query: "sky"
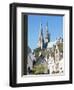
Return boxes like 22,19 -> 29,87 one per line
28,14 -> 63,50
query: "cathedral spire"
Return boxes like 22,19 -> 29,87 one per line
39,23 -> 43,37
45,22 -> 50,44
38,23 -> 44,49
46,22 -> 48,32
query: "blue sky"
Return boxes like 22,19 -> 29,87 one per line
28,14 -> 63,50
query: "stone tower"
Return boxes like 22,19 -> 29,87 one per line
38,23 -> 44,49
54,44 -> 60,72
45,22 -> 50,44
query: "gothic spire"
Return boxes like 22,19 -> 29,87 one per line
45,22 -> 50,43
38,23 -> 44,49
39,23 -> 43,37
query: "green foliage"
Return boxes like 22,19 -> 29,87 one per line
32,64 -> 48,74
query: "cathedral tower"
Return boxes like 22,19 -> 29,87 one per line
38,23 -> 44,49
45,22 -> 50,44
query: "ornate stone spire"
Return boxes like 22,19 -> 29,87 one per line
38,23 -> 44,49
45,22 -> 50,43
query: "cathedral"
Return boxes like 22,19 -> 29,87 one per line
38,22 -> 50,49
27,22 -> 63,75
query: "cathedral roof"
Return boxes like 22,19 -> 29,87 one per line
47,41 -> 56,48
